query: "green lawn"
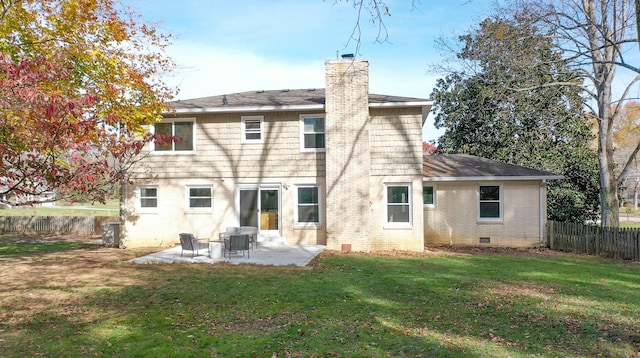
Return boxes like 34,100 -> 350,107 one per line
620,220 -> 640,228
0,240 -> 97,255
1,243 -> 639,357
0,200 -> 119,216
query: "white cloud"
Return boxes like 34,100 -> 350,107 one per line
165,42 -> 325,100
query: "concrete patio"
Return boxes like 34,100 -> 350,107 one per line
126,241 -> 326,267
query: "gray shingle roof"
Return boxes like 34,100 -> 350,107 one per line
423,154 -> 563,181
168,89 -> 430,113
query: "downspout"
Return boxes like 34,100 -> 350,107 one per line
539,180 -> 546,247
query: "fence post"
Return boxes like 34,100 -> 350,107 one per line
595,225 -> 601,256
585,223 -> 589,254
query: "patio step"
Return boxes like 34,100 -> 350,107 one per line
257,236 -> 288,246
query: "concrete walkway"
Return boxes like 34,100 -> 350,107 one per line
125,241 -> 326,267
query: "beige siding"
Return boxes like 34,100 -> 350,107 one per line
131,111 -> 325,180
369,176 -> 424,251
122,178 -> 228,248
126,106 -> 426,250
370,108 -> 424,176
424,181 -> 544,247
122,176 -> 327,248
366,107 -> 425,251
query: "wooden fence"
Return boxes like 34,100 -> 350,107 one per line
0,216 -> 119,236
547,220 -> 640,261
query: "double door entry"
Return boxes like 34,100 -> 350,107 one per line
238,184 -> 280,237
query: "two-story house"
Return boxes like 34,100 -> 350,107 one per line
122,58 -> 431,252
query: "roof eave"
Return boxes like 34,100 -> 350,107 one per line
423,175 -> 565,182
165,104 -> 325,115
368,100 -> 433,108
165,100 -> 434,115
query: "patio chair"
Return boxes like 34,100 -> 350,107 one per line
219,227 -> 240,241
239,226 -> 258,249
179,233 -> 209,258
225,234 -> 250,258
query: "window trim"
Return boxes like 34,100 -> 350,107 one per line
423,185 -> 435,208
478,184 -> 503,221
186,185 -> 213,211
241,116 -> 264,144
294,184 -> 322,227
299,114 -> 326,152
151,118 -> 196,154
138,185 -> 159,211
384,183 -> 413,227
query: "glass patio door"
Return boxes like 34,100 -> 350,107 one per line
238,185 -> 280,236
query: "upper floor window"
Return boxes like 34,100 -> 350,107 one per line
296,185 -> 321,225
187,186 -> 212,209
385,183 -> 412,224
423,185 -> 435,207
479,185 -> 502,220
139,186 -> 158,208
300,115 -> 325,152
242,116 -> 263,143
153,120 -> 194,152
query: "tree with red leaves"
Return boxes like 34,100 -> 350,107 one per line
0,0 -> 174,206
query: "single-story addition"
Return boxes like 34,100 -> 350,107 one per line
122,58 -> 432,251
422,154 -> 563,247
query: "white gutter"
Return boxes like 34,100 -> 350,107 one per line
165,101 -> 434,115
368,101 -> 433,108
166,104 -> 325,115
423,175 -> 564,182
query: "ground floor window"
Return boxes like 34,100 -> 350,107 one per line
479,185 -> 501,219
386,183 -> 412,224
188,186 -> 212,209
296,185 -> 320,224
423,185 -> 435,207
139,186 -> 158,208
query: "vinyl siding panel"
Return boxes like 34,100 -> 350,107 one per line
370,108 -> 423,176
131,111 -> 326,180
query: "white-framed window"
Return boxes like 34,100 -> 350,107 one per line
187,186 -> 213,209
385,183 -> 412,225
242,116 -> 263,143
300,114 -> 325,152
139,186 -> 158,208
295,185 -> 321,225
423,185 -> 435,207
152,119 -> 195,152
478,184 -> 502,220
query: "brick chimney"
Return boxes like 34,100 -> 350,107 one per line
324,57 -> 371,252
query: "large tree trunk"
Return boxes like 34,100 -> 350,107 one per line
584,0 -> 622,227
636,0 -> 640,54
598,114 -> 620,227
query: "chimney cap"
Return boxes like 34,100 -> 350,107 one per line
341,53 -> 355,60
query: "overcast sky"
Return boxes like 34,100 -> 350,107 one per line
126,0 -> 494,141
